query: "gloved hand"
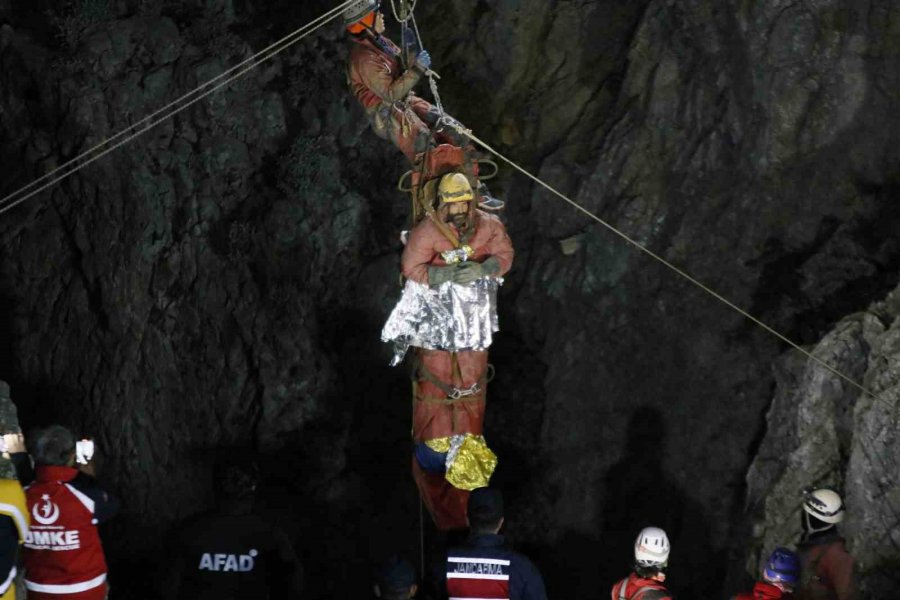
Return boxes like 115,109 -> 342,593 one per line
452,257 -> 501,285
402,27 -> 420,51
415,50 -> 431,72
427,264 -> 456,288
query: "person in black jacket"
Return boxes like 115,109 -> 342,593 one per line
437,487 -> 547,600
170,458 -> 302,599
374,556 -> 417,599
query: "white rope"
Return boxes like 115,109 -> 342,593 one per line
409,12 -> 444,117
443,120 -> 895,410
0,0 -> 356,217
390,0 -> 417,23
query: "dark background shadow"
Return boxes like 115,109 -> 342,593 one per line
600,405 -> 724,598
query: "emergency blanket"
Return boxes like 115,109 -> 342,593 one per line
381,278 -> 501,366
425,434 -> 498,491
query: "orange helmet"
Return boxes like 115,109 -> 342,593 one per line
344,0 -> 379,34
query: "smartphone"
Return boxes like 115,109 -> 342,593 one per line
75,439 -> 95,465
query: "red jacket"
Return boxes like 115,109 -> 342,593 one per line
797,537 -> 856,600
348,35 -> 422,111
402,210 -> 514,285
347,34 -> 440,161
734,581 -> 791,600
23,466 -> 118,600
610,573 -> 672,600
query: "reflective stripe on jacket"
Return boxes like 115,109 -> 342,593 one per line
441,534 -> 547,600
0,478 -> 27,596
23,466 -> 117,598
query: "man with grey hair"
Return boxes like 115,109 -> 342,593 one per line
21,425 -> 119,600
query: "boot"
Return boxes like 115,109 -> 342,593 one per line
477,182 -> 505,211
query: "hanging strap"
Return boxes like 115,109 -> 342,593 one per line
412,353 -> 493,400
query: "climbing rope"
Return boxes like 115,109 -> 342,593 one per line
440,119 -> 896,410
0,0 -> 357,217
389,1 -> 893,413
409,12 -> 446,118
390,0 -> 418,24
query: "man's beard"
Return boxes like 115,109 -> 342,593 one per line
449,213 -> 469,229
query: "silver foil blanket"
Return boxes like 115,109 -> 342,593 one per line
381,278 -> 502,365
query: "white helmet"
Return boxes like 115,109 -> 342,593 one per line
634,526 -> 670,568
343,0 -> 379,25
802,489 -> 844,530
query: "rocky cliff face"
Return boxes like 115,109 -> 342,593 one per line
746,285 -> 900,598
1,0 -> 899,597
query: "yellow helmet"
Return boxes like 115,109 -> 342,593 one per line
437,173 -> 475,204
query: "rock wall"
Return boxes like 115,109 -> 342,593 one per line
746,285 -> 900,598
0,0 -> 899,597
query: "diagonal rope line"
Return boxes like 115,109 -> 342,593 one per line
447,122 -> 895,410
0,0 -> 355,217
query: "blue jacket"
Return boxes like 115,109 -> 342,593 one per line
440,533 -> 547,600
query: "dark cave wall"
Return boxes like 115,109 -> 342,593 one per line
1,0 -> 900,598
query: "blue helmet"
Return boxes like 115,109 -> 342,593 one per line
763,547 -> 801,586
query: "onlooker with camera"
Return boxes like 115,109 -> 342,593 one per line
170,459 -> 303,599
21,425 -> 119,600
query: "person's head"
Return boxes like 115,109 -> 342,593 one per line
214,458 -> 259,507
437,172 -> 475,228
466,486 -> 504,535
633,526 -> 670,581
29,425 -> 76,467
801,488 -> 844,534
374,556 -> 417,600
344,0 -> 385,36
761,547 -> 801,592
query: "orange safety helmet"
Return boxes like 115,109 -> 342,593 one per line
344,0 -> 379,34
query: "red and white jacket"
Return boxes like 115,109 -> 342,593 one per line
611,573 -> 673,600
23,466 -> 119,600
